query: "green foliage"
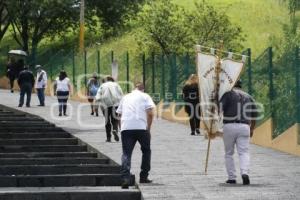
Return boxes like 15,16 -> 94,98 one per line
0,0 -> 9,42
87,0 -> 145,37
6,0 -> 80,61
134,0 -> 244,54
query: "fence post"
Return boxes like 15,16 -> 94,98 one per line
184,53 -> 190,80
97,50 -> 100,75
172,53 -> 177,100
142,53 -> 146,91
84,50 -> 87,88
295,47 -> 300,144
151,52 -> 155,94
72,50 -> 76,89
268,47 -> 275,121
126,51 -> 129,93
161,54 -> 165,100
111,51 -> 114,63
247,48 -> 253,96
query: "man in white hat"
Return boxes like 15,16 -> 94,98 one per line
35,65 -> 47,106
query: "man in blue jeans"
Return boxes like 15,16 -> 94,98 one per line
116,82 -> 155,189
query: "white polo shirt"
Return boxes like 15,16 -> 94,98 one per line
55,77 -> 70,92
116,89 -> 155,131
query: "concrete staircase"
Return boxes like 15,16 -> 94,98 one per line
0,105 -> 142,200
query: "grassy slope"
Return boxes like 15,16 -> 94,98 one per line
98,0 -> 289,57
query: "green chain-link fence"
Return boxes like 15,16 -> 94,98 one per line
0,46 -> 299,141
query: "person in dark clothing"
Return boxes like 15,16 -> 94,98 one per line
6,57 -> 19,93
220,80 -> 258,185
17,66 -> 35,107
182,74 -> 201,135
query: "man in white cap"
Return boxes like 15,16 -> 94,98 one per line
35,65 -> 47,106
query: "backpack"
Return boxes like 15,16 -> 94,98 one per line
89,84 -> 99,96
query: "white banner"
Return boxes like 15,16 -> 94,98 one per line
196,52 -> 244,136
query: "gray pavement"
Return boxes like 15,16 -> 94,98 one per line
1,89 -> 300,200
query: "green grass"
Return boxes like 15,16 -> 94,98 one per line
97,0 -> 290,58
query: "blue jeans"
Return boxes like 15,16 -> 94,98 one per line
121,130 -> 151,181
36,88 -> 45,105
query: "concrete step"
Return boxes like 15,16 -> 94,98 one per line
0,114 -> 25,117
0,152 -> 98,158
0,138 -> 78,145
0,174 -> 135,187
0,158 -> 109,165
0,132 -> 71,139
0,164 -> 121,175
0,187 -> 141,200
0,145 -> 87,153
0,127 -> 65,133
0,117 -> 44,121
0,122 -> 55,127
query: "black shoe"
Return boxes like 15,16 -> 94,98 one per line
140,178 -> 152,184
191,132 -> 195,135
106,138 -> 111,142
113,131 -> 119,142
242,174 -> 250,185
96,112 -> 99,117
196,129 -> 201,135
26,105 -> 30,107
59,113 -> 62,117
91,112 -> 94,115
18,104 -> 22,107
38,104 -> 45,107
63,113 -> 67,116
226,179 -> 237,184
11,90 -> 14,93
121,180 -> 130,189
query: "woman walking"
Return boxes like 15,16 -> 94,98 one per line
182,74 -> 201,135
54,70 -> 71,116
87,73 -> 100,116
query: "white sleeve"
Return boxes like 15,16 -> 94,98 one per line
145,94 -> 155,110
116,98 -> 123,114
95,86 -> 102,101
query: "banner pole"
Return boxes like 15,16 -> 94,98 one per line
204,138 -> 211,174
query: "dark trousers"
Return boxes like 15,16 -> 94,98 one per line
19,84 -> 32,106
36,88 -> 45,105
121,130 -> 151,181
57,91 -> 69,114
185,103 -> 201,132
102,106 -> 118,140
9,75 -> 16,90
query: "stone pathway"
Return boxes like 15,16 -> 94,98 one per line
1,89 -> 300,200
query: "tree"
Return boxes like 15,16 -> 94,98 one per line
6,0 -> 81,64
87,0 -> 145,37
134,0 -> 244,54
0,0 -> 9,42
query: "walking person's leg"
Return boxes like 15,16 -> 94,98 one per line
111,106 -> 119,142
19,86 -> 25,107
236,124 -> 251,185
9,75 -> 15,92
94,100 -> 99,117
121,131 -> 137,188
25,85 -> 32,107
40,88 -> 45,106
185,104 -> 195,135
62,91 -> 69,115
223,124 -> 238,183
103,107 -> 112,141
57,91 -> 63,116
137,130 -> 151,183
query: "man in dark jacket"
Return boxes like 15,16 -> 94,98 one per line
18,66 -> 35,107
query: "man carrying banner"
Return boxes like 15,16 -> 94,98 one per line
219,80 -> 258,185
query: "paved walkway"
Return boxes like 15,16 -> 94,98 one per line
1,89 -> 300,200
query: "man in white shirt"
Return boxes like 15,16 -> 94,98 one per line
116,82 -> 155,189
35,65 -> 47,106
95,76 -> 123,142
